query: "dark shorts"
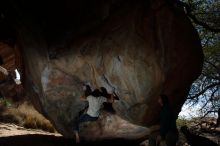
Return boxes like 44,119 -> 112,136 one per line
74,114 -> 98,132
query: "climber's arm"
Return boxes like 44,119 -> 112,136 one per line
80,95 -> 87,101
107,94 -> 114,103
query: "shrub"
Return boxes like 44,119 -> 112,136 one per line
0,101 -> 56,133
177,118 -> 192,127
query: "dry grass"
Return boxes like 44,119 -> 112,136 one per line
0,100 -> 56,133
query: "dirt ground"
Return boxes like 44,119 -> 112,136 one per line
1,122 -> 219,146
0,123 -> 143,146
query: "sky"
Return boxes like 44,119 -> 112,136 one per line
178,101 -> 218,119
178,103 -> 202,119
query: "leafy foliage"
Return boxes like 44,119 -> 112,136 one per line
181,0 -> 220,118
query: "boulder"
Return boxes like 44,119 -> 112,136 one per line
2,0 -> 203,139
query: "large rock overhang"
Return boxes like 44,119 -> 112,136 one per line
0,0 -> 204,139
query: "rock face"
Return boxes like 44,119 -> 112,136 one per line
1,0 -> 203,139
0,42 -> 23,99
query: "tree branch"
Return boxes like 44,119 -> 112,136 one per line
177,1 -> 220,33
198,88 -> 218,112
205,60 -> 220,72
188,82 -> 220,99
200,110 -> 217,119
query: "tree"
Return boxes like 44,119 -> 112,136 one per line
188,40 -> 220,117
180,0 -> 220,119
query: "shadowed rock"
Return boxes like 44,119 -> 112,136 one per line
0,42 -> 23,100
0,134 -> 144,146
180,126 -> 218,146
0,0 -> 203,139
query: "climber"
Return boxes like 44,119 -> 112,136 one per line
100,86 -> 119,114
74,86 -> 116,143
156,94 -> 178,146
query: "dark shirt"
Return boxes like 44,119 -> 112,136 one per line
160,104 -> 177,139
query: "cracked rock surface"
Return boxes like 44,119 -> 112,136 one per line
1,0 -> 204,139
